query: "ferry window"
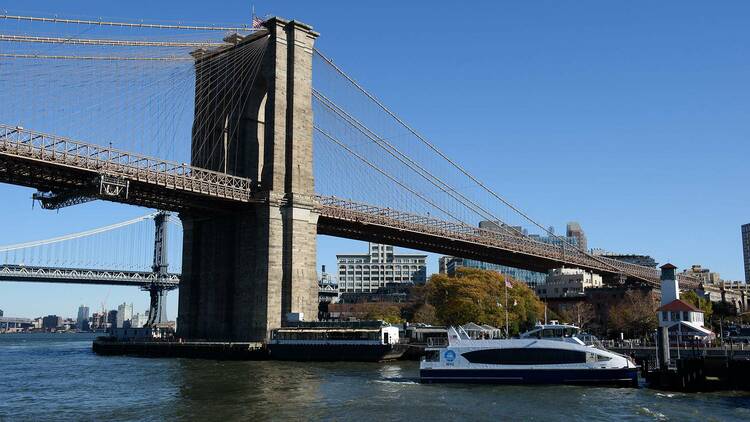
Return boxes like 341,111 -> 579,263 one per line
425,350 -> 440,362
596,354 -> 611,362
682,311 -> 689,321
462,348 -> 586,365
662,311 -> 668,321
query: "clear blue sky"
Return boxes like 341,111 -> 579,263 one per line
1,1 -> 749,318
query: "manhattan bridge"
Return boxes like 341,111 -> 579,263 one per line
0,14 -> 699,341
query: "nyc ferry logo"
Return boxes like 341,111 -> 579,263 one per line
444,350 -> 456,363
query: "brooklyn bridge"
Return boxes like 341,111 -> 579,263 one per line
0,14 -> 699,341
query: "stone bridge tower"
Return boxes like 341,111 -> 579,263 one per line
177,18 -> 319,341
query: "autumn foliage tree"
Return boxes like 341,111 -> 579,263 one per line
608,290 -> 658,339
681,290 -> 713,320
360,303 -> 403,324
425,268 -> 545,335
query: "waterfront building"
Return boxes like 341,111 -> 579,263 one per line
478,220 -> 527,236
90,312 -> 106,330
130,312 -> 148,328
566,222 -> 587,251
591,251 -> 658,268
743,223 -> 750,283
42,315 -> 62,330
682,264 -> 721,285
116,303 -> 133,329
318,265 -> 339,303
438,256 -> 450,275
76,305 -> 90,330
536,268 -> 603,299
447,220 -> 586,288
107,310 -> 118,329
336,243 -> 427,293
441,256 -> 547,288
0,317 -> 33,333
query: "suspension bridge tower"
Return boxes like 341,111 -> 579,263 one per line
177,17 -> 320,342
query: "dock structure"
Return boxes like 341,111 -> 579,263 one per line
93,337 -> 267,360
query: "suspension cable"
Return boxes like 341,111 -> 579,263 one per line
314,48 -> 631,277
0,14 -> 253,32
0,213 -> 157,252
0,53 -> 193,61
314,125 -> 467,225
0,34 -> 225,48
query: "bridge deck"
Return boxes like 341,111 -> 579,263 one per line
0,125 -> 257,211
0,125 -> 699,289
0,264 -> 180,288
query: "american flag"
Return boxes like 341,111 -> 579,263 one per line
505,279 -> 513,289
252,15 -> 265,29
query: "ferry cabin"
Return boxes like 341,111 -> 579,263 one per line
271,325 -> 400,345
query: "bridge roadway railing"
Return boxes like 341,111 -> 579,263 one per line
315,196 -> 699,288
0,264 -> 180,287
0,123 -> 699,288
0,125 -> 254,202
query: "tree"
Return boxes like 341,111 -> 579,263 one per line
361,303 -> 403,324
425,268 -> 545,335
608,290 -> 658,339
411,304 -> 438,325
681,290 -> 713,320
558,302 -> 596,330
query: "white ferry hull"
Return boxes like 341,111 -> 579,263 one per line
420,367 -> 638,386
420,325 -> 639,387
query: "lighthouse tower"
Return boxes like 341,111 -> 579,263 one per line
660,263 -> 679,306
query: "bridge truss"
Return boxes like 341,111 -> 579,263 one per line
0,264 -> 179,287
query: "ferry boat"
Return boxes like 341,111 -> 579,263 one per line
420,322 -> 638,386
267,321 -> 407,362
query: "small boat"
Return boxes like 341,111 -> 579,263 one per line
267,321 -> 407,362
420,322 -> 638,386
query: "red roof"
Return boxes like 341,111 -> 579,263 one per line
657,299 -> 701,313
660,263 -> 677,270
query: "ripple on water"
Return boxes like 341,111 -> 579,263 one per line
1,334 -> 749,421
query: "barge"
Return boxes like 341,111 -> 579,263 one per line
267,321 -> 407,362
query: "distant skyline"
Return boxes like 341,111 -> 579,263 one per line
1,1 -> 749,318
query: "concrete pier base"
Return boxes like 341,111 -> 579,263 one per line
93,337 -> 267,360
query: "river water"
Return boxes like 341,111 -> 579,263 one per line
1,334 -> 748,421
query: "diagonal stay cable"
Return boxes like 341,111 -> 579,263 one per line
314,125 -> 469,226
313,89 -> 519,235
313,48 -> 633,278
